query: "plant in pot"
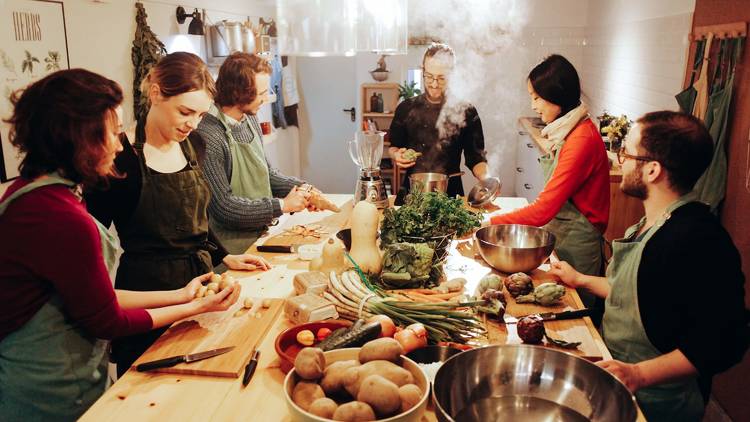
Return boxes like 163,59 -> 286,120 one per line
398,81 -> 422,101
602,114 -> 632,152
369,55 -> 389,82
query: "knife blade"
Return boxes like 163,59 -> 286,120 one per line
135,346 -> 235,372
256,244 -> 300,253
242,349 -> 260,387
504,308 -> 592,324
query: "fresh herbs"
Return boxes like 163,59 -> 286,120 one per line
132,2 -> 166,123
380,190 -> 482,245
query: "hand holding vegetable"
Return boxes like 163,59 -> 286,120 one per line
547,261 -> 583,288
195,282 -> 241,313
391,147 -> 417,169
282,186 -> 311,213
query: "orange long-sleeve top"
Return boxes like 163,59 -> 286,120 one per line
491,119 -> 610,233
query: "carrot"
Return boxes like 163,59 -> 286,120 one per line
427,291 -> 463,300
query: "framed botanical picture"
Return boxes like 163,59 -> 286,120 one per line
0,0 -> 69,182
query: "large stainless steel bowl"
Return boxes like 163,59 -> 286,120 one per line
433,345 -> 638,422
474,224 -> 555,273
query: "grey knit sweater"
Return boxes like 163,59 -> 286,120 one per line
193,112 -> 304,230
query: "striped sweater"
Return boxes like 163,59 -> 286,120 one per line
192,112 -> 304,230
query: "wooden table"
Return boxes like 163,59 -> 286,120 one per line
81,195 -> 620,422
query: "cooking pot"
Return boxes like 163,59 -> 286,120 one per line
409,172 -> 464,193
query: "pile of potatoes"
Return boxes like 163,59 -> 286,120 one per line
292,337 -> 424,421
195,272 -> 236,298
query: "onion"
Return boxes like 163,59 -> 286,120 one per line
394,329 -> 423,353
367,315 -> 397,338
406,323 -> 427,339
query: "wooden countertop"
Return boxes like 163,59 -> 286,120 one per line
80,195 -> 639,422
518,117 -> 623,178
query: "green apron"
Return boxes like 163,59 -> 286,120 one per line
208,105 -> 272,254
692,38 -> 744,214
0,174 -> 118,421
675,38 -> 706,114
602,197 -> 704,422
111,120 -> 213,375
540,133 -> 605,278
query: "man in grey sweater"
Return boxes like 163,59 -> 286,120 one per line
191,52 -> 315,254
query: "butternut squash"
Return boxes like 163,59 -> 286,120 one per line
349,201 -> 382,274
309,237 -> 348,274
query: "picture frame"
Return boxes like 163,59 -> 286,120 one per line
0,0 -> 70,182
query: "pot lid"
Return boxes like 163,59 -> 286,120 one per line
468,177 -> 501,207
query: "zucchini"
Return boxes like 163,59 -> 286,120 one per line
318,327 -> 349,350
321,321 -> 382,351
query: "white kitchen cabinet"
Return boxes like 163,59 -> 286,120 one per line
514,128 -> 545,202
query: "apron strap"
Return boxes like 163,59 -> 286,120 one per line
0,173 -> 76,215
133,118 -> 151,180
687,38 -> 706,87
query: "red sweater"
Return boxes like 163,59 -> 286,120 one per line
491,119 -> 610,232
0,179 -> 152,341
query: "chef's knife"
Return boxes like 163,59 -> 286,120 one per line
256,244 -> 300,253
135,346 -> 235,372
242,349 -> 260,387
504,308 -> 592,324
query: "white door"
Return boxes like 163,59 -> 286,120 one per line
296,57 -> 358,194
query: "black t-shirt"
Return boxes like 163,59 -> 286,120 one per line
389,94 -> 486,196
635,202 -> 748,399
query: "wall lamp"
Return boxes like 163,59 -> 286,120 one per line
176,6 -> 204,36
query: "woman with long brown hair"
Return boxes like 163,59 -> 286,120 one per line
0,69 -> 241,421
84,52 -> 270,376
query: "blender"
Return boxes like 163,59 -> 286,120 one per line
348,130 -> 388,208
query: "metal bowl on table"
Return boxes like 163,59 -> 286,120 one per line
474,224 -> 555,273
433,345 -> 638,422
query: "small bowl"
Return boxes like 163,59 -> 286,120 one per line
274,320 -> 352,373
370,70 -> 389,82
284,348 -> 429,422
406,345 -> 463,364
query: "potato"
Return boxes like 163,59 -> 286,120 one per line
342,360 -> 414,397
359,338 -> 403,364
398,384 -> 422,413
205,289 -> 216,296
357,374 -> 401,417
320,360 -> 359,396
308,397 -> 338,419
294,347 -> 326,380
332,401 -> 376,421
261,298 -> 272,309
243,297 -> 254,309
292,380 -> 325,412
210,273 -> 222,284
206,282 -> 219,293
195,285 -> 208,298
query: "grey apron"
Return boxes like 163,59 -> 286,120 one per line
0,174 -> 118,421
112,120 -> 213,375
209,106 -> 270,254
602,197 -> 704,421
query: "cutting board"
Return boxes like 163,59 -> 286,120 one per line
258,200 -> 353,248
447,240 -> 605,361
132,299 -> 284,378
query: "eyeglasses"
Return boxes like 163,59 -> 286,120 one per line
617,146 -> 655,165
423,71 -> 447,86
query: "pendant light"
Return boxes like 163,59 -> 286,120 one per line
277,0 -> 408,57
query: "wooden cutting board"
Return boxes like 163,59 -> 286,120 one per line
447,240 -> 605,361
259,200 -> 353,248
132,299 -> 284,378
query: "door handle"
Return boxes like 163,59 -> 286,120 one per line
524,183 -> 532,190
343,107 -> 356,122
516,167 -> 524,173
526,143 -> 535,148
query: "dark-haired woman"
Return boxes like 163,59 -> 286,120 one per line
491,54 -> 610,284
0,69 -> 241,421
84,52 -> 269,376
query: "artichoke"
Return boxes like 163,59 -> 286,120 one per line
402,148 -> 422,161
480,288 -> 507,306
478,273 -> 503,295
504,272 -> 533,298
517,315 -> 544,344
476,297 -> 506,319
515,282 -> 565,306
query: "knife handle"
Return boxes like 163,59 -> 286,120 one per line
242,359 -> 259,386
135,355 -> 184,372
257,245 -> 292,253
555,308 -> 593,321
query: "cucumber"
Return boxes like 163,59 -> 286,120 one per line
321,321 -> 382,351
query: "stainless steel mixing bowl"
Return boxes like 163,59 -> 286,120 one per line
433,345 -> 638,422
474,224 -> 555,273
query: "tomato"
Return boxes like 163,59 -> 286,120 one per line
367,315 -> 397,338
316,327 -> 333,342
296,330 -> 315,346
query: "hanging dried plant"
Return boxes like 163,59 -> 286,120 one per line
132,2 -> 165,123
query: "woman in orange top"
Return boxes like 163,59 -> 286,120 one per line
491,55 -> 610,278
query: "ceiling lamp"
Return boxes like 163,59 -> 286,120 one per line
277,0 -> 407,57
176,6 -> 205,36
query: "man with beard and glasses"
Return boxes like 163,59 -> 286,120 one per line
388,43 -> 488,200
549,111 -> 748,422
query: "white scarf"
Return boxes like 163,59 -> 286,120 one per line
540,103 -> 590,151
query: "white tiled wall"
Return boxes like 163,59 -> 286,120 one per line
580,12 -> 694,120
